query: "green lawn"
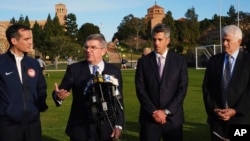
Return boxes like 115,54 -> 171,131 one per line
41,68 -> 209,141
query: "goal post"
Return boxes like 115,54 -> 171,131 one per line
195,44 -> 222,69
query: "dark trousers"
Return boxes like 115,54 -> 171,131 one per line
209,122 -> 229,141
0,120 -> 42,141
69,121 -> 114,141
139,122 -> 183,141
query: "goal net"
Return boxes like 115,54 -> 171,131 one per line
195,44 -> 222,69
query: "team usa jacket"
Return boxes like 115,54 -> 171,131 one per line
0,49 -> 48,124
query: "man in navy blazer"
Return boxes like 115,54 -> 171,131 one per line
52,34 -> 124,141
135,23 -> 188,141
203,25 -> 250,140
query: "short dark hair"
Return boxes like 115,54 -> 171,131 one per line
5,24 -> 31,47
151,23 -> 171,38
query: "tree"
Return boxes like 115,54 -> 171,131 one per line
42,14 -> 55,56
42,14 -> 65,58
162,11 -> 176,45
48,35 -> 81,69
138,18 -> 150,40
184,7 -> 200,44
17,15 -> 25,25
175,20 -> 189,43
226,5 -> 237,25
199,18 -> 214,44
115,14 -> 138,41
77,23 -> 100,45
9,17 -> 16,24
32,21 -> 44,54
52,15 -> 64,36
64,13 -> 78,40
43,14 -> 54,38
239,12 -> 250,30
114,14 -> 146,49
23,16 -> 31,27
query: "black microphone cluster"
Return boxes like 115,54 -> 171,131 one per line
89,71 -> 123,121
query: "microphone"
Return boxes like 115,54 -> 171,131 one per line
94,71 -> 103,83
103,74 -> 123,110
103,74 -> 119,86
94,71 -> 108,111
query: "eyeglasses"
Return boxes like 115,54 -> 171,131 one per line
83,46 -> 104,50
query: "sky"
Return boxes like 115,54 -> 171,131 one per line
0,0 -> 249,41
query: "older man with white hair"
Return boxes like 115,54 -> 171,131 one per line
203,25 -> 250,140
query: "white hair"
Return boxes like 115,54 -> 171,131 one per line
222,25 -> 242,40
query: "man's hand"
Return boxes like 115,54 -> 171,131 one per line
214,108 -> 236,121
111,127 -> 122,140
54,83 -> 70,100
152,110 -> 167,124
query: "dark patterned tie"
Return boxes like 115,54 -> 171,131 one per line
223,55 -> 232,108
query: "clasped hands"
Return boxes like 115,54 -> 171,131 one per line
152,110 -> 167,124
214,108 -> 236,121
54,83 -> 70,100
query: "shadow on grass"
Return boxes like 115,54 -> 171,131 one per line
183,122 -> 211,141
42,135 -> 60,141
41,122 -> 210,141
122,121 -> 211,141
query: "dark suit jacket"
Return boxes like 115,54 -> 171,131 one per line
203,51 -> 250,125
135,51 -> 188,127
52,60 -> 124,137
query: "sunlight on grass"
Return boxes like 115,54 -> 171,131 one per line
41,68 -> 210,141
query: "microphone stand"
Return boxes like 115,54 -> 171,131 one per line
111,85 -> 123,111
94,72 -> 115,140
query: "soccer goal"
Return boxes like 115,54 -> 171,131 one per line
195,44 -> 222,69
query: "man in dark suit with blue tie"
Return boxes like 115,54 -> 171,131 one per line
203,25 -> 250,140
135,23 -> 188,141
52,34 -> 124,141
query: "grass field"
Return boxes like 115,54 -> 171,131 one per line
41,68 -> 210,141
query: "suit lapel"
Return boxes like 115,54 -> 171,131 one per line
149,53 -> 161,82
230,52 -> 243,84
228,52 -> 244,105
79,61 -> 92,81
217,53 -> 225,85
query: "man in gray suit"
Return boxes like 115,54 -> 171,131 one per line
203,25 -> 250,140
135,23 -> 188,141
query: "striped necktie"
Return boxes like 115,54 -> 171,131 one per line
157,56 -> 164,78
93,65 -> 98,75
223,56 -> 232,89
223,55 -> 232,108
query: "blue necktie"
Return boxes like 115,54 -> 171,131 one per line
84,65 -> 98,95
223,56 -> 232,89
93,65 -> 98,75
223,55 -> 232,108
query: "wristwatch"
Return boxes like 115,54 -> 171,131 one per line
115,125 -> 123,130
164,109 -> 171,115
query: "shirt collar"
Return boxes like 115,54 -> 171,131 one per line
89,60 -> 105,74
155,49 -> 168,58
10,49 -> 24,60
225,49 -> 239,60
